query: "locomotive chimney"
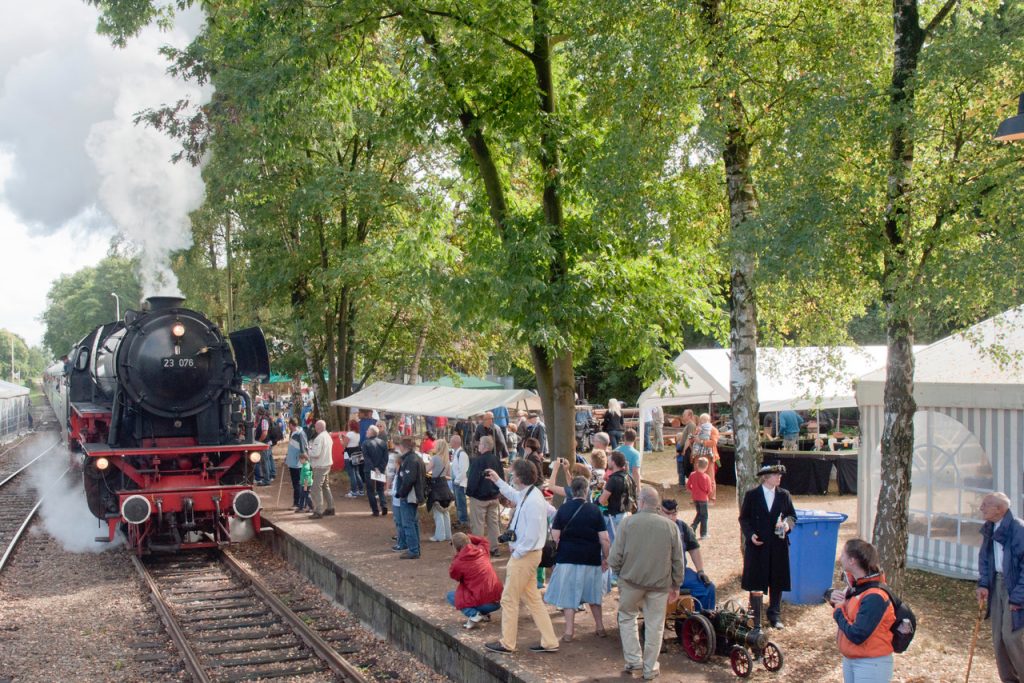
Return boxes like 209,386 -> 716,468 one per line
144,296 -> 186,311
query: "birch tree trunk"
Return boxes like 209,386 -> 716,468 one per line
871,0 -> 927,596
699,0 -> 763,514
724,111 -> 763,512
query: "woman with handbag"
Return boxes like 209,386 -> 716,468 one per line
428,439 -> 454,542
343,419 -> 365,497
544,476 -> 611,642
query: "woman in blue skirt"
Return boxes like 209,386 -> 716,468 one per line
544,476 -> 611,641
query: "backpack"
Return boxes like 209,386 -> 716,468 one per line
852,581 -> 917,653
266,420 -> 283,444
611,471 -> 638,514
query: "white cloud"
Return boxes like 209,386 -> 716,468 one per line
0,0 -> 209,341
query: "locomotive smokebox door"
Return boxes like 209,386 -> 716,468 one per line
228,327 -> 270,380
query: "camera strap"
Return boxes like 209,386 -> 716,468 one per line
508,485 -> 538,535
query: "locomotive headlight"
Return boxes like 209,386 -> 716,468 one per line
249,451 -> 263,463
95,457 -> 109,471
171,321 -> 186,338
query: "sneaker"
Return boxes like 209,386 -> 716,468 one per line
399,551 -> 420,560
346,492 -> 358,498
468,613 -> 484,623
372,511 -> 381,517
484,641 -> 514,654
624,663 -> 643,677
699,534 -> 709,540
381,508 -> 388,516
769,619 -> 785,630
391,545 -> 406,552
323,509 -> 336,516
310,512 -> 323,519
463,618 -> 478,630
528,643 -> 559,653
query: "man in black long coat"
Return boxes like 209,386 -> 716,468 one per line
739,463 -> 796,629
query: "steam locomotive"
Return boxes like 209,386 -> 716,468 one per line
46,296 -> 271,554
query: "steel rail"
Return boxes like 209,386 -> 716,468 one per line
131,553 -> 214,683
0,441 -> 59,488
219,549 -> 370,683
0,446 -> 67,574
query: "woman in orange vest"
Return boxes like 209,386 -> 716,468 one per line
828,538 -> 896,682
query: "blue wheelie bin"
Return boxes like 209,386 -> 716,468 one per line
782,509 -> 849,604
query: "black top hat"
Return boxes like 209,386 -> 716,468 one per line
757,463 -> 787,477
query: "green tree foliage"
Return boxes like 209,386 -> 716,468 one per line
41,255 -> 142,356
0,330 -> 49,383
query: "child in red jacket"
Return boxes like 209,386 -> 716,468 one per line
447,533 -> 503,629
686,457 -> 712,539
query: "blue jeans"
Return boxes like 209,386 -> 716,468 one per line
841,655 -> 893,682
446,590 -> 500,618
609,430 -> 623,448
261,446 -> 275,481
453,483 -> 469,525
393,498 -> 404,547
345,460 -> 364,493
398,500 -> 421,556
681,567 -> 716,610
605,512 -> 626,580
643,421 -> 653,451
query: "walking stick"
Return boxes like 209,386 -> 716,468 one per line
965,600 -> 985,683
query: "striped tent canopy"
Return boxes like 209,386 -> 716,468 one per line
856,306 -> 1024,580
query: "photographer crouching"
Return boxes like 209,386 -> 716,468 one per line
482,459 -> 561,655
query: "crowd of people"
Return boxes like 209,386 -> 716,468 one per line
257,405 -> 1023,683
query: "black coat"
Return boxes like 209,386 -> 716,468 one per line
360,436 -> 389,472
396,451 -> 426,504
739,485 -> 796,592
466,450 -> 504,501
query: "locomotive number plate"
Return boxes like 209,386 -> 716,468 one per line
162,357 -> 196,368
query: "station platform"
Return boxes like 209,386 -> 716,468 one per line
258,475 -> 731,683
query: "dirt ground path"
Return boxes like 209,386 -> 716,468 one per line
263,446 -> 997,682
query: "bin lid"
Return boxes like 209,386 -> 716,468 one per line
794,509 -> 849,524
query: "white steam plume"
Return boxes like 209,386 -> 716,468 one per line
24,433 -> 121,554
0,1 -> 209,298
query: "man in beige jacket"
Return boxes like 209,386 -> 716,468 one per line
609,484 -> 684,680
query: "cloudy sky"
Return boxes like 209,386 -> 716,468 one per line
0,0 -> 207,349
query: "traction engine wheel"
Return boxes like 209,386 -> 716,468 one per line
680,614 -> 716,663
761,641 -> 784,672
730,645 -> 753,678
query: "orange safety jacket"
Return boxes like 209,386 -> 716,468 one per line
834,573 -> 896,659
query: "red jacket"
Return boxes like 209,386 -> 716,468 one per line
449,535 -> 503,609
687,471 -> 712,502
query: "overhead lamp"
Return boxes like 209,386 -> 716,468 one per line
994,93 -> 1024,142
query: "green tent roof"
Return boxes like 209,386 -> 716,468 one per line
420,373 -> 504,390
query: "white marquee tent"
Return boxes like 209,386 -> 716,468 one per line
638,346 -> 891,412
856,306 -> 1024,579
331,381 -> 539,419
635,345 -> 892,454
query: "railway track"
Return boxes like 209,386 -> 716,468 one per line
133,549 -> 371,683
0,438 -> 65,572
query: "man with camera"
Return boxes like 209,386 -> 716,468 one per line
482,460 -> 560,655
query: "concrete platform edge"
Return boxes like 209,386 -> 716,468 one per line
258,520 -> 535,683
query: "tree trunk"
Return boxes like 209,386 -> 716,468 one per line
872,0 -> 926,596
530,344 -> 556,451
724,115 -> 763,512
408,324 -> 429,384
530,0 -> 575,459
873,316 -> 916,594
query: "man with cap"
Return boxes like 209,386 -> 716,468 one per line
738,463 -> 796,628
661,499 -> 716,610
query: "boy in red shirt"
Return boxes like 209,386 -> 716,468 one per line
686,456 -> 712,539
